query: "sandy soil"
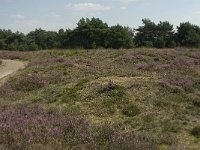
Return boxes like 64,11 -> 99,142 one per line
0,59 -> 26,82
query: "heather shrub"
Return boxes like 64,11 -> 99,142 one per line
29,56 -> 66,66
49,50 -> 84,57
0,52 -> 22,60
12,73 -> 48,91
135,63 -> 152,70
0,51 -> 34,60
159,77 -> 194,94
171,56 -> 195,69
0,104 -> 92,150
0,104 -> 156,150
93,124 -> 156,150
159,80 -> 184,93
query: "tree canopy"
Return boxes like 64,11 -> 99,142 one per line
0,17 -> 200,51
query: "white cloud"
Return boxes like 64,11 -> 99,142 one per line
119,0 -> 142,4
193,11 -> 200,15
11,14 -> 25,19
66,3 -> 111,12
121,6 -> 127,10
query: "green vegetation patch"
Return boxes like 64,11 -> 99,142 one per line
191,127 -> 200,138
49,50 -> 84,57
1,49 -> 200,149
122,104 -> 140,117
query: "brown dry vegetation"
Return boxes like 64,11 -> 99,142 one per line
0,48 -> 200,149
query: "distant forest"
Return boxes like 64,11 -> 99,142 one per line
1,18 -> 200,50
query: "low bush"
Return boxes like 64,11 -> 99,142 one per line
100,83 -> 127,107
12,73 -> 48,91
191,127 -> 200,138
193,99 -> 200,107
122,104 -> 140,117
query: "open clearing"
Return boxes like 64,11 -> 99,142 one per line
0,59 -> 26,83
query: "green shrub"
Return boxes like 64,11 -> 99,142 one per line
100,85 -> 126,106
98,82 -> 129,115
194,101 -> 200,107
122,104 -> 140,117
61,79 -> 89,103
191,127 -> 200,138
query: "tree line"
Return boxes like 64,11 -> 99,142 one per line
0,18 -> 200,51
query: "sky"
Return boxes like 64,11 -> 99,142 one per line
0,0 -> 200,33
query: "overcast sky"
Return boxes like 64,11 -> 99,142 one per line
0,0 -> 200,33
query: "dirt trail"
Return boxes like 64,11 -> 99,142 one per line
0,59 -> 26,83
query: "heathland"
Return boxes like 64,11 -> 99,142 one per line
0,48 -> 200,150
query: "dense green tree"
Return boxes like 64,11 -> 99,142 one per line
134,19 -> 175,48
1,18 -> 200,50
45,31 -> 59,49
134,19 -> 157,47
156,21 -> 175,48
27,29 -> 48,49
105,25 -> 134,49
5,32 -> 28,51
27,29 -> 59,49
176,22 -> 200,47
72,18 -> 109,49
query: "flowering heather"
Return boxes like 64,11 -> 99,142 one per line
0,104 -> 93,150
170,56 -> 195,69
159,79 -> 185,93
0,104 -> 156,150
0,51 -> 34,61
29,56 -> 66,66
0,49 -> 200,149
0,73 -> 49,101
12,73 -> 49,91
135,63 -> 153,70
158,76 -> 194,94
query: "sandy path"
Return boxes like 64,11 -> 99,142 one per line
0,59 -> 26,82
